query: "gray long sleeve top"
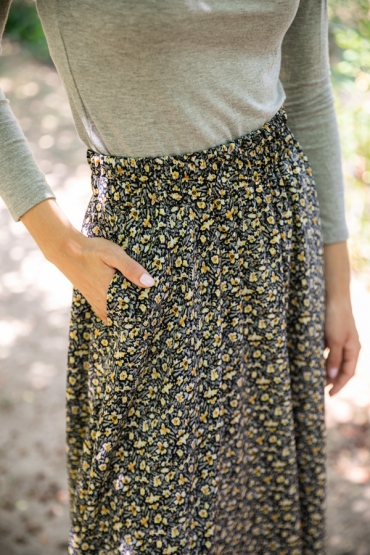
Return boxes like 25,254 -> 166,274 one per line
0,0 -> 349,244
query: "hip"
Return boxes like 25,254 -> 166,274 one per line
81,105 -> 324,325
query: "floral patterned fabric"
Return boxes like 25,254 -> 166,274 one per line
66,106 -> 326,555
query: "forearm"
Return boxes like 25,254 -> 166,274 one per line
279,0 -> 349,246
323,241 -> 351,304
0,90 -> 56,221
285,96 -> 349,245
19,198 -> 85,266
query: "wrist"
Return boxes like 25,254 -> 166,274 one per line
45,224 -> 87,265
323,241 -> 351,303
324,276 -> 351,303
20,198 -> 86,263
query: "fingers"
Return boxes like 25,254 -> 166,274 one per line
325,342 -> 342,387
103,242 -> 155,289
95,267 -> 117,324
91,299 -> 109,325
326,338 -> 361,397
63,236 -> 157,326
98,240 -> 156,324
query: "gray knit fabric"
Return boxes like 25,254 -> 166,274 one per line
0,0 -> 349,244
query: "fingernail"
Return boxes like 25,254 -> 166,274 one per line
328,367 -> 338,379
139,273 -> 155,287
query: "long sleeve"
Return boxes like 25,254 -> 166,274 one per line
0,0 -> 55,221
279,0 -> 349,244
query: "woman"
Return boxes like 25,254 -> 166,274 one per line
0,1 -> 361,554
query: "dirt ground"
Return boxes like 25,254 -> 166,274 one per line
0,44 -> 370,555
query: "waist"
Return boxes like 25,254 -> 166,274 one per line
86,105 -> 290,200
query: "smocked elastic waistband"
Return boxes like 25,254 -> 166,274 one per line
87,105 -> 289,171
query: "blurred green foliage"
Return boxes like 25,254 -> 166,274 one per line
2,0 -> 370,275
328,0 -> 370,274
329,0 -> 370,83
4,0 -> 51,63
3,0 -> 370,91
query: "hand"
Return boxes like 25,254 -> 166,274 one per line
55,233 -> 155,323
323,240 -> 361,396
324,298 -> 361,396
20,199 -> 155,323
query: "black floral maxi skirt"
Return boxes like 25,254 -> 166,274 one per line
66,106 -> 326,555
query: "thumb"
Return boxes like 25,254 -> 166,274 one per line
105,243 -> 155,288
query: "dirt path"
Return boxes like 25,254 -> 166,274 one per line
0,45 -> 369,555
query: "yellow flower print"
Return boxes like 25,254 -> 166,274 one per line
67,118 -> 326,552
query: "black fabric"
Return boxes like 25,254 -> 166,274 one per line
66,107 -> 326,555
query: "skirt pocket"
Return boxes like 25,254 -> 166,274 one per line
105,268 -> 156,339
